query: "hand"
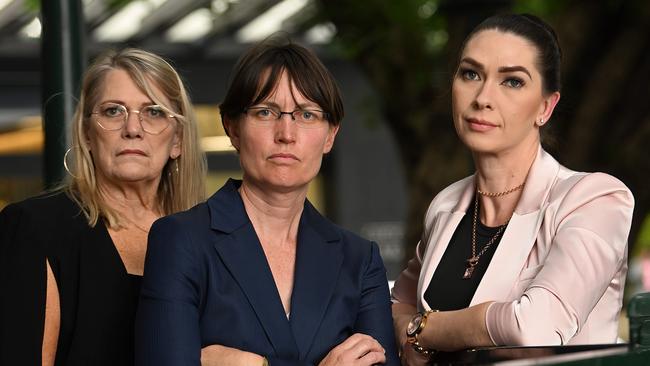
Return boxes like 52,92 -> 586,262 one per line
318,333 -> 386,366
399,341 -> 429,366
201,344 -> 265,366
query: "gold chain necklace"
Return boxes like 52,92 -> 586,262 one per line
462,194 -> 509,279
477,182 -> 524,197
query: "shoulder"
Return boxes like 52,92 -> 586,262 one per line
304,203 -> 378,260
155,200 -> 211,229
2,190 -> 78,216
428,175 -> 473,210
421,175 -> 473,227
149,201 -> 212,254
549,168 -> 634,214
1,190 -> 85,231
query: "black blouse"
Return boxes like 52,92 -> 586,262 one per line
0,191 -> 141,365
424,197 -> 507,311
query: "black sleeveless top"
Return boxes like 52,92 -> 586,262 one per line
0,191 -> 141,365
424,197 -> 506,310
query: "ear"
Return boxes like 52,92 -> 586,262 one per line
322,124 -> 340,154
170,128 -> 182,159
223,117 -> 241,152
537,91 -> 561,126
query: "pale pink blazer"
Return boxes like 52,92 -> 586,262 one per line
392,147 -> 634,346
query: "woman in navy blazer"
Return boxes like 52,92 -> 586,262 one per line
135,40 -> 399,366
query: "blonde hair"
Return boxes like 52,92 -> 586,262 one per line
65,48 -> 206,228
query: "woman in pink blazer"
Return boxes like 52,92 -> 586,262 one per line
391,14 -> 634,365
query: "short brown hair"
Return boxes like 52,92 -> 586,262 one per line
219,39 -> 344,129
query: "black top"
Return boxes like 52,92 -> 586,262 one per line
424,197 -> 506,311
0,191 -> 141,365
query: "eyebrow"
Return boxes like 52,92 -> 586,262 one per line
460,57 -> 533,80
255,101 -> 320,110
99,100 -> 157,107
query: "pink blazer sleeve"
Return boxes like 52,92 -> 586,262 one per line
391,241 -> 425,306
486,173 -> 634,345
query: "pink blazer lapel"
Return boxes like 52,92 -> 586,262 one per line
418,210 -> 465,310
419,177 -> 476,311
471,147 -> 561,305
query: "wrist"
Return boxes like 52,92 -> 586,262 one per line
405,309 -> 439,356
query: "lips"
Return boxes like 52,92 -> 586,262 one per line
268,153 -> 299,161
118,149 -> 147,156
465,117 -> 498,131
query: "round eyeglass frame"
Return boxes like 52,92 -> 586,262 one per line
90,103 -> 177,135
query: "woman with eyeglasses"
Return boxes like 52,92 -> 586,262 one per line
0,48 -> 206,365
135,40 -> 399,366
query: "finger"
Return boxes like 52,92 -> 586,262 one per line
347,338 -> 385,360
358,350 -> 386,365
337,333 -> 377,351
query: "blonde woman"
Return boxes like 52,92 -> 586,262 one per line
0,48 -> 205,366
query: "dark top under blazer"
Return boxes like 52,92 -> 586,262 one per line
0,191 -> 141,365
135,179 -> 399,366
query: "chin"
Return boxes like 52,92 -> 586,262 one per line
257,173 -> 312,193
110,169 -> 158,183
458,134 -> 498,154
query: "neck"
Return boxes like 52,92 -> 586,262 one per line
473,141 -> 538,194
472,141 -> 538,226
96,175 -> 162,228
239,179 -> 306,245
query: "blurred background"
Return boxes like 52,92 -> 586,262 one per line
0,0 -> 649,330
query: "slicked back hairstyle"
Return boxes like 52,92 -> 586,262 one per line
65,48 -> 206,228
219,38 -> 344,130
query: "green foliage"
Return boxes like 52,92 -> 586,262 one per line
513,0 -> 568,15
108,0 -> 133,10
25,0 -> 40,12
634,215 -> 650,255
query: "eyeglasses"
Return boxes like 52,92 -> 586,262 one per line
243,106 -> 329,129
90,102 -> 176,135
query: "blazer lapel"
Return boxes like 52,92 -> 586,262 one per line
418,177 -> 475,311
470,147 -> 561,305
209,179 -> 299,358
418,211 -> 464,311
289,201 -> 343,359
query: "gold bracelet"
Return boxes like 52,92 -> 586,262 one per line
408,334 -> 436,356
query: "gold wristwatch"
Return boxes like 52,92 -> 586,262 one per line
406,309 -> 438,356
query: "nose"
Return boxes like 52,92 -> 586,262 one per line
122,110 -> 144,138
274,113 -> 296,144
473,81 -> 493,110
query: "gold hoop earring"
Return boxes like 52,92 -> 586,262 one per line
174,159 -> 179,174
63,147 -> 79,179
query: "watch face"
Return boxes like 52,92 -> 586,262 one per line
407,313 -> 424,336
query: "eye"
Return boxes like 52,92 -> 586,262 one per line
144,105 -> 166,119
502,77 -> 524,88
257,108 -> 271,117
253,107 -> 278,119
102,104 -> 125,118
459,68 -> 480,81
299,110 -> 315,120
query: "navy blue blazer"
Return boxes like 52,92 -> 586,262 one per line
135,179 -> 399,365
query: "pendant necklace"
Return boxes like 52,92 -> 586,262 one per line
463,182 -> 523,279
